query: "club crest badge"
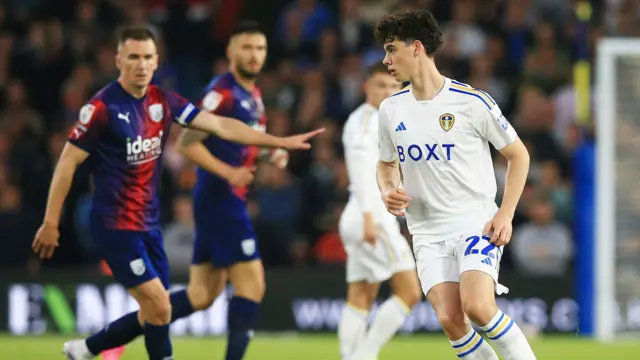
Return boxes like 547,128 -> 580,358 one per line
148,104 -> 163,123
439,113 -> 455,132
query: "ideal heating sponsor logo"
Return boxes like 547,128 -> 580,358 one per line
126,131 -> 164,165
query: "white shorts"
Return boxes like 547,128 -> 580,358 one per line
339,205 -> 415,284
413,222 -> 509,296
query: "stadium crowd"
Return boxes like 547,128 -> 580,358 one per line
0,0 -> 623,275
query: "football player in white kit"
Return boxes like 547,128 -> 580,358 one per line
373,9 -> 537,360
338,63 -> 422,360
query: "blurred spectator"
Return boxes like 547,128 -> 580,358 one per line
253,164 -> 302,266
511,197 -> 573,276
277,0 -> 335,59
164,194 -> 196,274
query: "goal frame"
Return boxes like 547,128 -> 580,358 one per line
595,38 -> 640,342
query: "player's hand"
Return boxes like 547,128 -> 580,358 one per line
483,209 -> 514,246
278,128 -> 326,150
227,166 -> 256,187
382,188 -> 411,216
270,148 -> 289,169
32,223 -> 60,259
363,213 -> 377,246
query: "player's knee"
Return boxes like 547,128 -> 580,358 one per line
347,287 -> 374,310
462,299 -> 498,326
435,307 -> 467,333
187,284 -> 216,311
230,262 -> 266,302
233,277 -> 265,302
394,286 -> 422,308
140,292 -> 171,324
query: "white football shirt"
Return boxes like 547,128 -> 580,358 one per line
378,77 -> 518,236
343,103 -> 394,220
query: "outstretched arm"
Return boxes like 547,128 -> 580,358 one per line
188,111 -> 324,150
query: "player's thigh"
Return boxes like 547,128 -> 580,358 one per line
412,236 -> 459,296
92,227 -> 166,292
228,259 -> 265,302
346,281 -> 380,310
390,269 -> 422,307
144,229 -> 171,290
187,263 -> 227,310
204,212 -> 261,269
456,234 -> 504,303
343,241 -> 395,285
426,282 -> 469,339
128,278 -> 171,323
341,218 -> 401,285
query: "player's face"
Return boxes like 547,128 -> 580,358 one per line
116,39 -> 158,89
382,39 -> 418,82
365,72 -> 402,108
229,33 -> 267,79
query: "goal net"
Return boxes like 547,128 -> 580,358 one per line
596,38 -> 640,341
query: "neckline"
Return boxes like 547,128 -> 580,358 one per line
409,76 -> 450,103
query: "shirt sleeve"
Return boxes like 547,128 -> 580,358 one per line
67,100 -> 108,153
473,100 -> 518,150
166,91 -> 200,126
378,101 -> 397,162
200,88 -> 235,115
344,113 -> 379,212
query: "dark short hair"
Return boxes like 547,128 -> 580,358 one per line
374,9 -> 443,56
117,26 -> 156,46
367,63 -> 390,77
231,20 -> 263,37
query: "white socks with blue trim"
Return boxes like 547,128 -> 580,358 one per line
481,310 -> 536,359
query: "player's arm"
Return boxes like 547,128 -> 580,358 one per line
477,103 -> 530,216
376,102 -> 410,216
189,112 -> 323,150
344,122 -> 380,241
34,101 -> 106,259
497,138 -> 530,215
476,100 -> 529,244
177,128 -> 253,186
42,143 -> 90,227
346,130 -> 379,211
168,91 -> 324,150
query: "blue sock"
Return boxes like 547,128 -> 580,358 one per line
144,323 -> 173,360
171,289 -> 195,320
85,312 -> 142,355
225,296 -> 259,360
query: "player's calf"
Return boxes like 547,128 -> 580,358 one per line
339,282 -> 379,359
186,264 -> 227,311
460,271 -> 536,360
226,260 -> 265,360
352,270 -> 421,358
130,279 -> 174,360
427,282 -> 499,360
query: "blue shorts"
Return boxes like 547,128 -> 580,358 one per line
192,206 -> 260,268
91,220 -> 170,289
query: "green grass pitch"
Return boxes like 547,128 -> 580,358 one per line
2,333 -> 639,359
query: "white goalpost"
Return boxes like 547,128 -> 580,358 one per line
595,38 -> 640,342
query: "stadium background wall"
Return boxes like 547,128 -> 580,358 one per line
1,267 -> 581,335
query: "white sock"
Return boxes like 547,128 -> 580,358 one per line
481,310 -> 537,360
450,328 -> 498,359
338,303 -> 368,359
356,296 -> 410,357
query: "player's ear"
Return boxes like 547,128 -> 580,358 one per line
115,54 -> 121,71
413,40 -> 422,57
152,53 -> 159,71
